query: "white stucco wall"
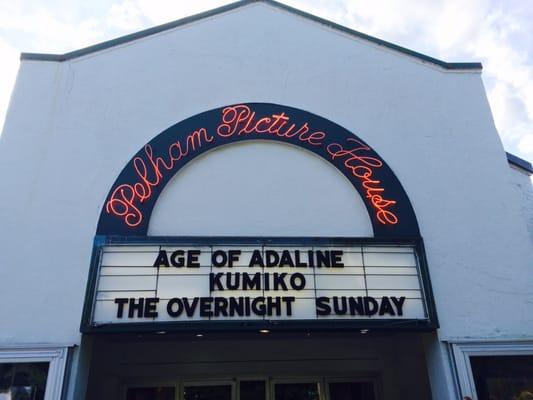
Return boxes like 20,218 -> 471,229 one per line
149,141 -> 373,236
0,2 -> 531,348
508,166 -> 533,244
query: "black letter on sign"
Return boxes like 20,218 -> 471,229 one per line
294,251 -> 308,268
316,297 -> 331,315
210,273 -> 224,291
316,251 -> 331,268
331,251 -> 344,267
249,250 -> 264,267
266,250 -> 280,267
279,250 -> 295,267
290,273 -> 306,290
226,273 -> 241,290
212,250 -> 227,267
243,273 -> 261,290
363,297 -> 379,316
128,298 -> 144,318
333,296 -> 347,314
153,250 -> 170,267
391,296 -> 406,316
378,297 -> 395,316
214,297 -> 229,316
167,298 -> 183,317
282,296 -> 295,316
183,298 -> 199,317
228,250 -> 241,267
251,297 -> 266,316
273,273 -> 288,290
349,297 -> 364,315
144,297 -> 159,318
187,250 -> 201,267
170,250 -> 185,267
199,297 -> 213,317
114,298 -> 128,318
267,297 -> 281,316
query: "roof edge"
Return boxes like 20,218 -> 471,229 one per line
21,0 -> 249,62
19,0 -> 482,71
268,0 -> 481,71
507,152 -> 533,174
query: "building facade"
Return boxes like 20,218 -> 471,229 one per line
0,1 -> 532,399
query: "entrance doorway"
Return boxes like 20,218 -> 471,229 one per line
124,378 -> 377,400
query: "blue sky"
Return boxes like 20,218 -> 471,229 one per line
1,0 -> 532,162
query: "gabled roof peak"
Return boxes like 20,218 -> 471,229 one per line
21,0 -> 482,71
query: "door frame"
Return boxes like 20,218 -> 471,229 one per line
325,376 -> 381,400
122,375 -> 381,400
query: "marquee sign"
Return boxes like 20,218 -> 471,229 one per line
83,104 -> 437,333
97,103 -> 420,238
81,238 -> 437,332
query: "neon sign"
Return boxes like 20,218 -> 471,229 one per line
106,129 -> 214,228
327,139 -> 397,225
98,103 -> 419,238
217,105 -> 325,145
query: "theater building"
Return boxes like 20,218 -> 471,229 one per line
1,1 -> 532,399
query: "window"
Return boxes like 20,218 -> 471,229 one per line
239,380 -> 266,400
183,384 -> 232,400
274,382 -> 320,400
451,341 -> 533,400
328,381 -> 375,400
126,386 -> 175,400
123,377 -> 379,400
470,355 -> 533,400
0,347 -> 68,400
0,362 -> 49,400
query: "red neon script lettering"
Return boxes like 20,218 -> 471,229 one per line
106,128 -> 214,227
106,105 -> 401,230
327,139 -> 398,225
217,105 -> 325,146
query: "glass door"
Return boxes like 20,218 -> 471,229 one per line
272,380 -> 321,400
125,386 -> 176,400
326,380 -> 376,400
124,378 -> 378,400
239,380 -> 267,400
183,382 -> 234,400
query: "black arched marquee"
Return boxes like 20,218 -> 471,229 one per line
97,103 -> 419,238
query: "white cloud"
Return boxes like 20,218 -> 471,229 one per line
284,0 -> 533,161
133,0 -> 229,25
0,2 -> 106,52
464,6 -> 533,161
518,133 -> 533,156
107,0 -> 146,31
0,0 -> 532,162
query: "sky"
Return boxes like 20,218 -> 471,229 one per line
0,0 -> 532,163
